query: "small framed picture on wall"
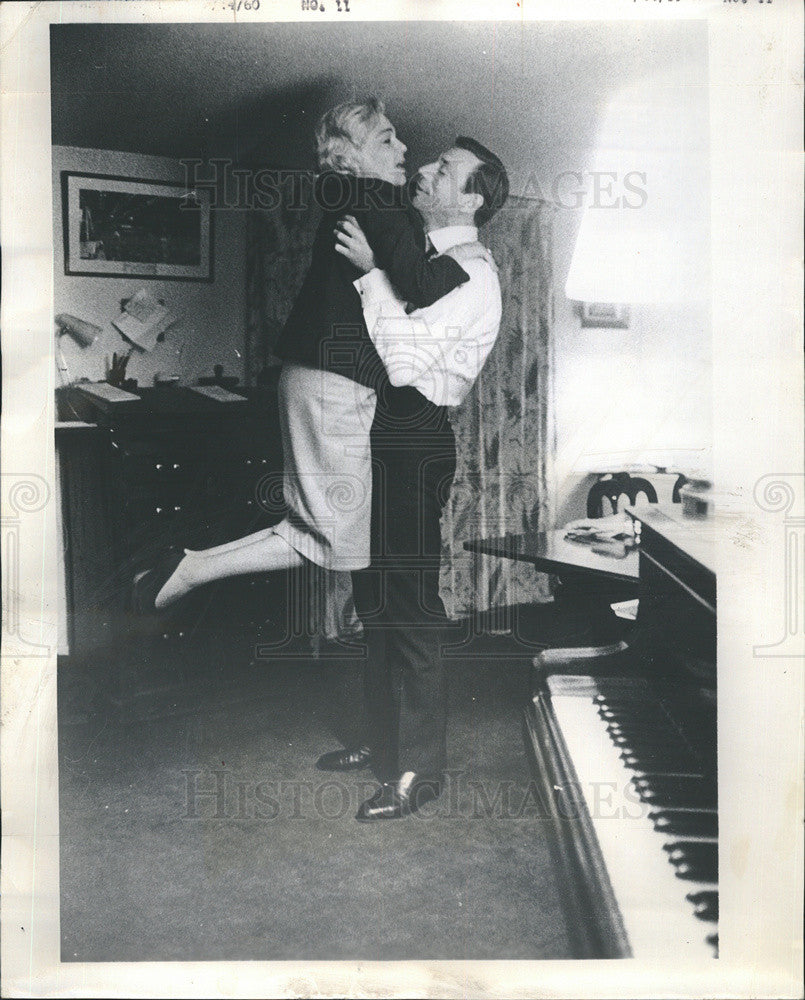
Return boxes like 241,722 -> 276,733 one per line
62,172 -> 213,281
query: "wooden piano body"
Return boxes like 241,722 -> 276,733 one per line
526,506 -> 718,959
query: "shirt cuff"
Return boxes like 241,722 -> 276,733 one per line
353,268 -> 398,302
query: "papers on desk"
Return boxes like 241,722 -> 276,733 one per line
186,384 -> 247,404
563,513 -> 636,543
563,514 -> 637,560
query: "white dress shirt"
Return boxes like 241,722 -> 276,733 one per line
354,224 -> 503,407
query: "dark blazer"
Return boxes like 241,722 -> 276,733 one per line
273,172 -> 469,391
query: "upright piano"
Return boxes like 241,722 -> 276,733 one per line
526,505 -> 717,959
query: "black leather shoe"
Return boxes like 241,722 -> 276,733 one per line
132,547 -> 184,614
355,772 -> 441,822
315,745 -> 373,772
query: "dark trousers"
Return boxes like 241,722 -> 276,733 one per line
351,385 -> 457,780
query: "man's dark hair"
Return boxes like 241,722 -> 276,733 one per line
455,136 -> 509,226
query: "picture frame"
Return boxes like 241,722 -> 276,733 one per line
61,172 -> 213,281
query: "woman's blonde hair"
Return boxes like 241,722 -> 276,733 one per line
315,97 -> 385,173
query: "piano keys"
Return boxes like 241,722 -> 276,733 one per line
525,506 -> 717,959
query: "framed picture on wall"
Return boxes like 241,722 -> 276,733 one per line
61,172 -> 213,281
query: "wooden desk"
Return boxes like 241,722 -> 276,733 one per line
56,385 -> 287,713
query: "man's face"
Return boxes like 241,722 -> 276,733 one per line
354,114 -> 408,187
411,146 -> 483,219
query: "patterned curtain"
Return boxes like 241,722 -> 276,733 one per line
440,196 -> 556,616
245,190 -> 556,630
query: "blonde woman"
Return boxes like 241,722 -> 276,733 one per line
134,98 -> 479,610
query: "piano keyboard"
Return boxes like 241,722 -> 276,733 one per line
533,673 -> 718,959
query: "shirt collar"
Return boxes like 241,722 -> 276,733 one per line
427,225 -> 478,254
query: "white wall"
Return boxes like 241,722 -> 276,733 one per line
542,47 -> 711,527
53,146 -> 247,390
552,206 -> 713,526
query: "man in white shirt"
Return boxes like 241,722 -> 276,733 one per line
350,192 -> 503,408
316,137 -> 509,822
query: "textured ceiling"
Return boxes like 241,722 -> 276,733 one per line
50,20 -> 708,187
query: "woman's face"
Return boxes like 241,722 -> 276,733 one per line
354,114 -> 407,186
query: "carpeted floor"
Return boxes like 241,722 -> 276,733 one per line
58,628 -> 575,962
